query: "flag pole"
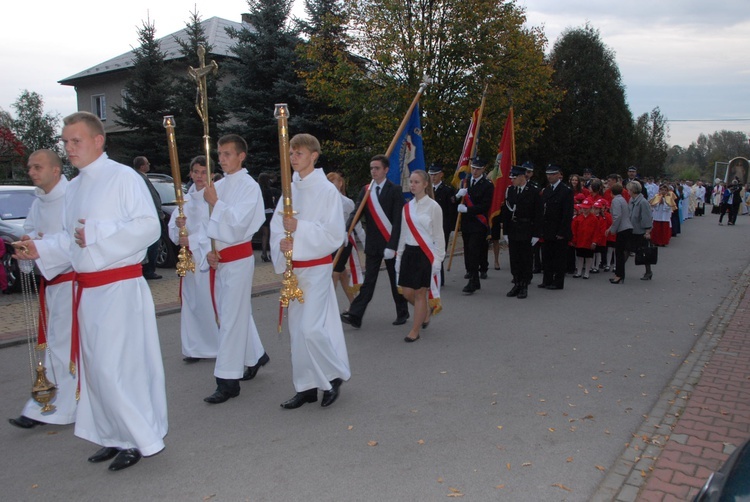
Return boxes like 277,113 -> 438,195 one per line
333,75 -> 432,269
446,86 -> 488,271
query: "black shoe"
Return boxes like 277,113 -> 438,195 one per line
340,312 -> 361,328
517,285 -> 528,299
537,283 -> 548,289
281,389 -> 318,409
506,284 -> 520,297
392,314 -> 409,326
108,449 -> 142,471
404,334 -> 420,342
609,277 -> 624,284
8,415 -> 44,429
182,357 -> 200,363
640,272 -> 652,281
462,282 -> 476,294
464,272 -> 470,279
480,272 -> 488,280
144,274 -> 162,280
241,352 -> 270,381
88,447 -> 119,463
321,378 -> 343,407
204,378 -> 240,404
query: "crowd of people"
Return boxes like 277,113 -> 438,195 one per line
6,110 -> 740,474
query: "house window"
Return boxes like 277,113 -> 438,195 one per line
92,94 -> 107,121
120,89 -> 129,110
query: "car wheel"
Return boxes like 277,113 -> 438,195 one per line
2,245 -> 21,293
156,236 -> 176,268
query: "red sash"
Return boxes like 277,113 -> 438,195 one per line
292,256 -> 332,268
70,264 -> 143,397
403,201 -> 442,310
209,241 -> 254,323
37,271 -> 75,348
365,182 -> 393,242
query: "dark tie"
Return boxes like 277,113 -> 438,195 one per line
376,185 -> 381,198
471,179 -> 476,188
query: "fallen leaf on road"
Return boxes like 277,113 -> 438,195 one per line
591,376 -> 599,380
552,483 -> 572,492
495,484 -> 506,489
522,462 -> 532,467
203,495 -> 216,501
506,463 -> 511,470
368,441 -> 378,446
595,465 -> 605,472
548,428 -> 556,432
566,457 -> 574,462
641,470 -> 647,478
449,487 -> 461,493
536,411 -> 548,416
497,425 -> 503,430
437,477 -> 444,483
417,439 -> 425,445
348,425 -> 354,430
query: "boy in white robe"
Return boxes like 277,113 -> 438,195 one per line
168,156 -> 219,361
203,134 -> 268,404
15,112 -> 167,472
9,150 -> 76,429
271,133 -> 351,409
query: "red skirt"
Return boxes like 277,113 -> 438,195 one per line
651,221 -> 671,246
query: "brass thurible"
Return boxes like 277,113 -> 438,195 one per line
31,358 -> 57,413
274,104 -> 303,332
163,115 -> 195,278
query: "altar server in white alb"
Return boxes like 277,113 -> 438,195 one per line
271,133 -> 351,409
14,112 -> 167,472
168,155 -> 219,362
202,134 -> 269,404
8,149 -> 76,429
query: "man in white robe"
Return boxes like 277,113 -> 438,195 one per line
271,134 -> 350,409
9,150 -> 76,429
168,156 -> 218,361
203,134 -> 268,404
15,112 -> 167,472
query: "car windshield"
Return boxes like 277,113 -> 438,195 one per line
0,190 -> 36,220
153,182 -> 180,205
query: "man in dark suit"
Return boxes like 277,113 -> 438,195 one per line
502,166 -> 543,299
456,157 -> 494,294
428,163 -> 456,286
538,164 -> 574,290
341,155 -> 408,328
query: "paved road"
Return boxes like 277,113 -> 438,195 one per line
0,213 -> 747,501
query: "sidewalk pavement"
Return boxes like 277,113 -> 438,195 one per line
1,243 -> 749,500
592,264 -> 750,501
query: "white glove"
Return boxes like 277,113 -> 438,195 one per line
531,237 -> 539,246
456,188 -> 468,198
457,204 -> 468,213
431,259 -> 442,276
383,248 -> 396,260
395,258 -> 401,274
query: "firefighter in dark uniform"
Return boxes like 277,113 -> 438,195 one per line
539,164 -> 574,290
501,166 -> 543,299
428,163 -> 456,286
456,157 -> 494,294
523,161 -> 543,274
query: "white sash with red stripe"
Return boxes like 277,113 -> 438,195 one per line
366,181 -> 392,242
404,200 -> 442,313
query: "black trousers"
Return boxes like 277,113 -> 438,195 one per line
462,230 -> 487,283
347,253 -> 408,321
541,238 -> 568,288
143,240 -> 159,277
508,239 -> 532,284
614,229 -> 632,279
728,201 -> 741,224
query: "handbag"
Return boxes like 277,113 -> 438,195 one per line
635,240 -> 658,265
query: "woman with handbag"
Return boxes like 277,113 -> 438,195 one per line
628,181 -> 654,280
604,183 -> 631,284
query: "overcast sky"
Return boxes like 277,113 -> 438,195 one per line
2,0 -> 748,148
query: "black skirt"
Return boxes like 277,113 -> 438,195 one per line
575,247 -> 594,258
398,245 -> 431,289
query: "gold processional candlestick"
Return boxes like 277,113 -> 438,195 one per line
188,45 -> 219,253
274,103 -> 303,332
163,116 -> 195,277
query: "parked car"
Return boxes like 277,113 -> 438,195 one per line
0,185 -> 37,292
149,177 -> 185,268
694,437 -> 750,501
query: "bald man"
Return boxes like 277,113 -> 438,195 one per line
9,149 -> 77,429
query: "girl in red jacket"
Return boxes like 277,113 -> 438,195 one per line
571,198 -> 598,278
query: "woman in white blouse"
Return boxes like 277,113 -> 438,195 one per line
396,170 -> 445,342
